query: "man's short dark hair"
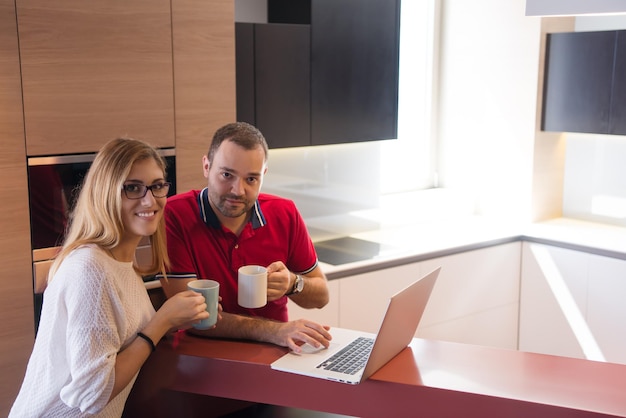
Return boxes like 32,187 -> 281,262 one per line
208,122 -> 269,164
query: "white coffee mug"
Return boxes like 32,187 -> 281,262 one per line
238,265 -> 267,308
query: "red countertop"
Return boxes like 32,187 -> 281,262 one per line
124,331 -> 626,418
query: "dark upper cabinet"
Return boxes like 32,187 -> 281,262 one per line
310,0 -> 400,145
236,23 -> 311,148
235,0 -> 400,149
542,31 -> 615,134
611,31 -> 626,135
235,23 -> 311,148
256,24 -> 311,148
268,0 -> 311,24
235,23 -> 255,131
542,30 -> 626,135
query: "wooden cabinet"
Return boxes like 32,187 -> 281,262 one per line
17,0 -> 176,155
171,0 -> 236,192
236,23 -> 311,148
519,243 -> 587,359
586,255 -> 626,364
291,243 -> 521,351
338,262 -> 431,335
611,31 -> 626,135
542,30 -> 626,135
310,0 -> 400,146
235,23 -> 255,137
0,0 -> 36,415
338,243 -> 521,350
416,243 -> 521,350
236,0 -> 400,148
291,239 -> 626,362
0,2 -> 236,415
520,242 -> 626,364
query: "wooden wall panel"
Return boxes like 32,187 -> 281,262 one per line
0,0 -> 236,415
172,0 -> 237,192
0,0 -> 36,415
17,0 -> 176,156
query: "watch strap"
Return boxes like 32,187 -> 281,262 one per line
286,274 -> 303,296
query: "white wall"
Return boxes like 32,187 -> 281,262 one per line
264,0 -> 546,227
561,16 -> 626,227
436,0 -> 542,222
433,2 -> 626,226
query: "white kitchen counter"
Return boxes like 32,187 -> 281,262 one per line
524,218 -> 626,257
145,216 -> 626,288
316,216 -> 626,280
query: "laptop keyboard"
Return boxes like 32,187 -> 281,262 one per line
316,337 -> 374,375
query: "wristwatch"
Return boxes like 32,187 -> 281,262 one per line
288,274 -> 304,296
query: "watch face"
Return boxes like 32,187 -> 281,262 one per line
295,275 -> 304,293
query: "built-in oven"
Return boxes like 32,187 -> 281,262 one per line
28,148 -> 176,331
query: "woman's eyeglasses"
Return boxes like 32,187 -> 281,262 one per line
122,182 -> 171,199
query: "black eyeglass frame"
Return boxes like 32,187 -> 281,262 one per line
122,182 -> 172,199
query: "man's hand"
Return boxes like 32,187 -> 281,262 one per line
266,261 -> 292,301
265,262 -> 330,309
186,312 -> 332,353
271,319 -> 332,353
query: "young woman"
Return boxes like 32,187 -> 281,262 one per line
10,138 -> 210,417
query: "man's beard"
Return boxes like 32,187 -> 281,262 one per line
212,192 -> 251,218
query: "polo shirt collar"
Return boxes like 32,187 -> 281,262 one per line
197,187 -> 266,229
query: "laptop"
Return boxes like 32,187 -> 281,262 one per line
271,267 -> 440,384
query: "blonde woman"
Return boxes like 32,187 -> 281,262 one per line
10,138 -> 210,417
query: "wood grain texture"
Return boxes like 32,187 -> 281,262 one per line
172,0 -> 237,192
0,1 -> 235,415
0,0 -> 36,415
17,0 -> 176,155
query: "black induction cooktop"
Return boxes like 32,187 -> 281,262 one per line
314,236 -> 394,265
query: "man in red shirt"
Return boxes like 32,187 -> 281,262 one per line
160,122 -> 332,352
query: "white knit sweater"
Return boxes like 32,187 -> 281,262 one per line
9,245 -> 155,418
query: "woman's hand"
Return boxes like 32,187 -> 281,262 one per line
156,290 -> 210,330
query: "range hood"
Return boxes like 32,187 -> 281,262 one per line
526,0 -> 626,16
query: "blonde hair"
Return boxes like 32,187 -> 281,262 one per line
48,138 -> 170,281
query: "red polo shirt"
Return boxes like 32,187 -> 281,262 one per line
164,188 -> 318,321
